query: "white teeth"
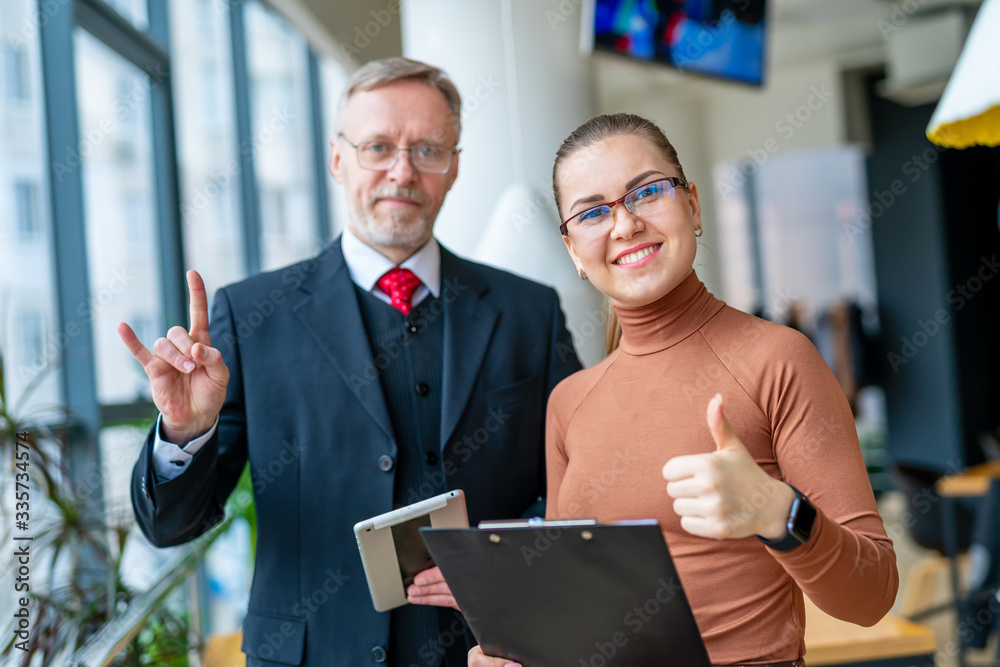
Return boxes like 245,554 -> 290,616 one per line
614,244 -> 660,265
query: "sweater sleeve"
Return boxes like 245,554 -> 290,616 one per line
755,328 -> 898,626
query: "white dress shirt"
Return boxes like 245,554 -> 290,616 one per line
151,228 -> 442,481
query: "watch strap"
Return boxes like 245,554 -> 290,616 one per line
757,485 -> 816,552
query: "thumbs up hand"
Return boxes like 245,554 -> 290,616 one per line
662,393 -> 795,540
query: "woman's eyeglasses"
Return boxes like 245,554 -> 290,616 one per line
560,177 -> 689,241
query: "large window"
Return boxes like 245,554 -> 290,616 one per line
104,0 -> 148,30
170,0 -> 245,298
74,28 -> 162,405
246,0 -> 320,270
0,0 -> 60,415
0,0 -> 60,641
321,56 -> 349,238
0,0 -> 351,646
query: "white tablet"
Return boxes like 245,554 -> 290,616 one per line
354,490 -> 468,612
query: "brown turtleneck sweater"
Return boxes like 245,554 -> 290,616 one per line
546,271 -> 898,665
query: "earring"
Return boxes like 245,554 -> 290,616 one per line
695,228 -> 703,238
579,268 -> 588,281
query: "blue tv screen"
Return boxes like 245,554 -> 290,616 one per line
593,0 -> 767,86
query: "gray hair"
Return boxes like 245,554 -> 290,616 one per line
337,57 -> 462,141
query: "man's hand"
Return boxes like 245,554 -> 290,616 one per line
468,646 -> 521,667
662,393 -> 795,540
407,566 -> 459,610
117,270 -> 229,444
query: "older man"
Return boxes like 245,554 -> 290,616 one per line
121,58 -> 580,666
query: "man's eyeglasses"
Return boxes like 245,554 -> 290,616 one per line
559,177 -> 689,241
338,133 -> 458,174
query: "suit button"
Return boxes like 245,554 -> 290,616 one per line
415,382 -> 430,396
371,645 -> 387,663
425,451 -> 438,466
409,324 -> 418,333
377,455 -> 394,472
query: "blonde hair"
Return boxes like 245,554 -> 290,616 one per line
552,113 -> 689,356
337,57 -> 462,140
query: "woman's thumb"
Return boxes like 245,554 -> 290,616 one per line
707,393 -> 742,453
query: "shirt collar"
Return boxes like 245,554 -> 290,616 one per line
341,226 -> 441,297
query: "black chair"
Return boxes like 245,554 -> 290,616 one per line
891,463 -> 977,554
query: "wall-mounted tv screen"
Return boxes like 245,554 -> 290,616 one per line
593,0 -> 767,86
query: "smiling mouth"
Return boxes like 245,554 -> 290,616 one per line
613,243 -> 662,266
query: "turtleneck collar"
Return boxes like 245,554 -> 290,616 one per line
614,270 -> 725,356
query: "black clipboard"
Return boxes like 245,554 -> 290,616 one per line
420,519 -> 711,667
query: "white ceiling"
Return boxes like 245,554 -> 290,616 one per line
268,0 -> 982,97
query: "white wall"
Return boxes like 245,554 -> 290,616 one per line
595,55 -> 850,302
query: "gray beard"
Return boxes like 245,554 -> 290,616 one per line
349,201 -> 435,250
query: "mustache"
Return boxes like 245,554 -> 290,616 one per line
370,186 -> 427,205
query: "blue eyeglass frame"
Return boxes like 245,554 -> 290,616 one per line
559,177 -> 689,236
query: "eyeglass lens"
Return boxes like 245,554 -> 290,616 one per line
567,180 -> 679,240
356,141 -> 453,173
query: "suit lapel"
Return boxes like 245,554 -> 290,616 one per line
439,248 -> 499,451
291,238 -> 394,441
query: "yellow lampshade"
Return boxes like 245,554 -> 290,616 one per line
926,0 -> 1000,148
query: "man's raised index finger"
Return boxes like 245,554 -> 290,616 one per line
187,270 -> 210,343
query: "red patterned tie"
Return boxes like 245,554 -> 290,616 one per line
376,267 -> 422,315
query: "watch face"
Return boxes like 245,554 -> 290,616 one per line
788,493 -> 817,543
756,487 -> 816,551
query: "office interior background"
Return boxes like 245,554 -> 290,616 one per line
0,0 -> 998,664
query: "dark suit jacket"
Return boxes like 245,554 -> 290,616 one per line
130,237 -> 582,666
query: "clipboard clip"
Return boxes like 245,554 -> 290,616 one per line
477,518 -> 599,529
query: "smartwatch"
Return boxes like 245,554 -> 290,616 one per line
757,485 -> 816,552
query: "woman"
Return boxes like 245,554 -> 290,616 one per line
464,113 -> 898,666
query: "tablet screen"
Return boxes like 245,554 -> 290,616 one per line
390,513 -> 435,586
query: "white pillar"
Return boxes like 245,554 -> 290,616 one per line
401,0 -> 606,365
